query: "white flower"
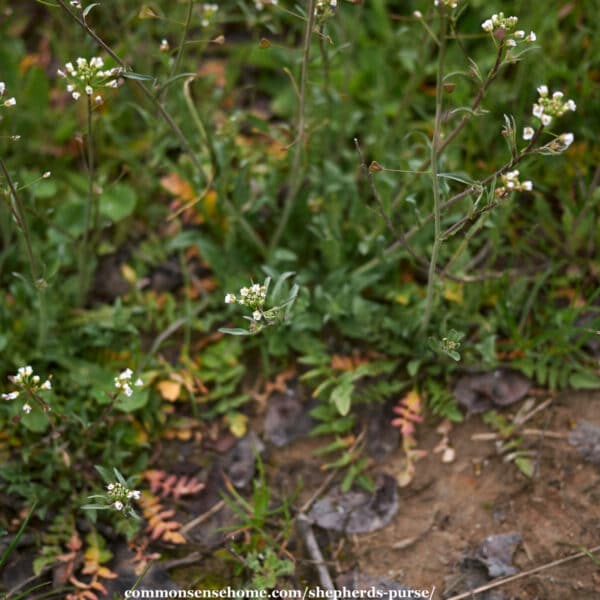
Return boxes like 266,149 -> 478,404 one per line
240,287 -> 249,297
3,98 -> 16,107
522,181 -> 533,191
514,30 -> 525,39
107,483 -> 115,491
532,104 -> 544,118
123,384 -> 133,397
537,85 -> 548,97
41,380 -> 52,390
413,10 -> 423,18
33,375 -> 40,384
72,91 -> 81,100
552,91 -> 564,100
95,95 -> 103,104
134,378 -> 144,387
526,32 -> 536,42
42,172 -> 51,179
522,127 -> 535,141
506,39 -> 517,48
76,57 -> 87,68
225,293 -> 236,304
119,368 -> 133,381
106,80 -> 119,88
541,114 -> 552,126
560,132 -> 574,148
85,85 -> 93,95
128,490 -> 141,500
20,366 -> 33,377
251,283 -> 261,293
22,403 -> 32,414
160,39 -> 170,52
253,310 -> 262,321
113,501 -> 124,511
65,62 -> 75,73
0,82 -> 5,95
2,391 -> 19,400
90,57 -> 104,68
566,99 -> 576,111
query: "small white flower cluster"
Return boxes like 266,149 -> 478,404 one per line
254,0 -> 278,10
107,481 -> 141,512
315,0 -> 337,16
495,169 -> 533,197
225,283 -> 267,322
114,368 -> 143,398
57,57 -> 124,103
481,13 -> 536,46
434,0 -> 459,8
532,85 -> 576,127
200,3 -> 218,27
0,82 -> 16,108
2,365 -> 52,414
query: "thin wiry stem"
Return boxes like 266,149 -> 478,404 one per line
0,157 -> 47,348
421,12 -> 448,333
162,0 -> 194,100
269,0 -> 316,253
78,95 -> 95,305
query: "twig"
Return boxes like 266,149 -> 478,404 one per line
296,514 -> 335,591
445,544 -> 600,600
180,499 -> 225,535
471,429 -> 567,441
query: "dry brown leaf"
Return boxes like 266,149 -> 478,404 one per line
156,380 -> 182,402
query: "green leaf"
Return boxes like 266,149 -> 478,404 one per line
82,3 -> 101,18
122,71 -> 155,82
514,456 -> 534,478
99,183 -> 137,222
116,388 -> 149,412
21,410 -> 50,433
569,371 -> 600,390
331,379 -> 353,416
218,327 -> 253,336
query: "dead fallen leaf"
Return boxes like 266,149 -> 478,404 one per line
454,369 -> 532,414
156,380 -> 182,402
307,474 -> 398,534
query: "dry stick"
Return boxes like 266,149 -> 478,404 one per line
296,514 -> 335,591
180,499 -> 225,535
269,0 -> 316,253
445,544 -> 600,600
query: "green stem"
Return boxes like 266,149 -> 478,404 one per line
78,94 -> 95,306
269,0 -> 315,253
421,12 -> 448,333
161,0 -> 194,101
0,157 -> 47,349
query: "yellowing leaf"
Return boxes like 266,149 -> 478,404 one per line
160,173 -> 195,202
120,263 -> 137,285
156,380 -> 182,402
443,281 -> 463,304
226,412 -> 248,438
394,292 -> 410,305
